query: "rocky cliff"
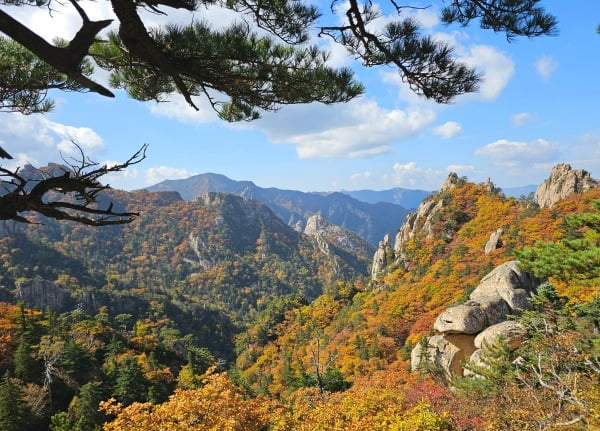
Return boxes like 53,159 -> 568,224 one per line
536,163 -> 597,208
301,213 -> 375,276
370,172 -> 462,279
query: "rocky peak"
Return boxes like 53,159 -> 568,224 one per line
440,172 -> 459,192
304,213 -> 326,237
536,163 -> 597,208
371,234 -> 392,280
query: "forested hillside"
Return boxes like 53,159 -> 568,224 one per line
1,170 -> 598,430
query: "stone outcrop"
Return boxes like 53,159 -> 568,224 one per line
484,228 -> 503,254
411,334 -> 477,379
474,321 -> 526,351
372,173 -> 462,280
411,260 -> 540,378
303,214 -> 375,261
470,260 -> 539,311
440,172 -> 459,192
434,295 -> 510,334
371,234 -> 392,280
536,163 -> 597,208
16,279 -> 73,312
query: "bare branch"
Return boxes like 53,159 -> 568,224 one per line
0,143 -> 147,226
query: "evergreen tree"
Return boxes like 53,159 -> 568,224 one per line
13,336 -> 39,383
322,366 -> 351,392
0,372 -> 28,431
69,382 -> 105,431
112,356 -> 148,406
517,200 -> 600,287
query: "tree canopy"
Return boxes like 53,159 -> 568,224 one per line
0,0 -> 557,119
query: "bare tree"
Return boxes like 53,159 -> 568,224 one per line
0,144 -> 147,226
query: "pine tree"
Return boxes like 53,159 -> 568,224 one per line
112,356 -> 148,406
69,382 -> 105,431
0,372 -> 28,431
517,200 -> 600,287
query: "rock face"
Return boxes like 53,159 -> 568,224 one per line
372,173 -> 462,280
484,228 -> 503,254
412,261 -> 540,378
303,213 -> 375,264
16,279 -> 72,312
411,334 -> 476,379
371,234 -> 392,280
440,172 -> 459,192
536,163 -> 597,208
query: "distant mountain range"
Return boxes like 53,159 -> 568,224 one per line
146,173 -> 413,245
501,185 -> 538,198
341,188 -> 430,209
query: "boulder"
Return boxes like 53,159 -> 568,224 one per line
434,302 -> 486,334
470,261 -> 539,311
411,334 -> 476,379
536,163 -> 597,208
484,228 -> 503,254
434,294 -> 510,334
474,321 -> 527,351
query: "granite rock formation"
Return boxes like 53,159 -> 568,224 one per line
536,163 -> 597,208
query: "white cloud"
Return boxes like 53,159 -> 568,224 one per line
475,138 -> 560,167
535,55 -> 558,82
460,45 -> 514,101
447,164 -> 475,173
0,113 -> 106,170
144,166 -> 196,185
511,112 -> 536,126
350,171 -> 372,181
432,121 -> 462,139
388,161 -> 444,188
254,98 -> 436,159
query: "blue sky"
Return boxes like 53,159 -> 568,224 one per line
1,1 -> 599,192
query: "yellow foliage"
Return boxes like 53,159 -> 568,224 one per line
102,369 -> 278,431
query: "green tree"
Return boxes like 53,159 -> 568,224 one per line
112,356 -> 149,406
0,0 -> 556,116
0,37 -> 91,114
322,365 -> 351,392
68,382 -> 105,431
0,372 -> 28,431
13,336 -> 39,383
517,200 -> 600,287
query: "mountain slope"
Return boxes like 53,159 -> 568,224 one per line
235,173 -> 600,396
0,190 -> 372,363
146,173 -> 409,245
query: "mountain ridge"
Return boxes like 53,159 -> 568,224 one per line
146,173 -> 411,245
